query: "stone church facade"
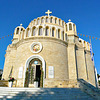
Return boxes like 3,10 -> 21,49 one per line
2,10 -> 96,88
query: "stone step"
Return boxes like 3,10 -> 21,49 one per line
0,87 -> 94,100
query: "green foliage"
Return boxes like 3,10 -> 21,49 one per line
97,74 -> 99,78
98,80 -> 100,86
0,74 -> 2,80
31,68 -> 33,84
40,69 -> 44,87
24,69 -> 29,87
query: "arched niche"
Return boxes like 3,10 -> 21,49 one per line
23,55 -> 46,87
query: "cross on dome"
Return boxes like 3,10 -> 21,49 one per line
45,10 -> 52,17
68,19 -> 71,22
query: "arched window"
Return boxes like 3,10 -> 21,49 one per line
79,40 -> 82,43
46,17 -> 49,23
59,20 -> 60,25
39,27 -> 42,36
21,28 -> 23,31
58,29 -> 60,38
37,19 -> 40,24
65,33 -> 67,41
66,24 -> 67,31
32,27 -> 36,36
69,23 -> 72,30
62,31 -> 64,40
52,28 -> 55,37
34,20 -> 36,25
55,18 -> 57,24
50,17 -> 53,23
41,18 -> 44,23
45,27 -> 49,36
16,28 -> 19,34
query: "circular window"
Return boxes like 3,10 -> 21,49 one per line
30,42 -> 42,53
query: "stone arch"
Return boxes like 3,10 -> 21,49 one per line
46,17 -> 49,23
34,19 -> 36,25
19,28 -> 23,40
37,18 -> 40,25
69,23 -> 72,30
65,33 -> 67,41
66,24 -> 68,32
16,28 -> 19,34
45,26 -> 49,36
32,26 -> 36,36
38,26 -> 43,36
26,28 -> 30,37
52,27 -> 55,37
55,18 -> 57,24
58,29 -> 60,38
62,31 -> 64,40
50,17 -> 53,23
62,21 -> 64,26
23,55 -> 46,87
59,19 -> 61,25
41,17 -> 44,23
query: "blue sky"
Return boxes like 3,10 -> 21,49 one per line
0,0 -> 100,74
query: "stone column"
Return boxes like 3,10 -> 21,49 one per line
76,47 -> 87,80
85,50 -> 96,86
68,43 -> 77,80
43,27 -> 45,36
56,28 -> 58,38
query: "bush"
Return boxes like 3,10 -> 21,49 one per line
0,74 -> 2,80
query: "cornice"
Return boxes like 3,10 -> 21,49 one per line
13,37 -> 68,48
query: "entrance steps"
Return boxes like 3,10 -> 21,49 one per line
0,87 -> 95,100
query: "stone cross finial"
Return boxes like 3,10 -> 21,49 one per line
68,19 -> 71,22
45,10 -> 52,17
20,24 -> 23,26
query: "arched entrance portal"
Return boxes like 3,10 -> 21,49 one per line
23,55 -> 45,87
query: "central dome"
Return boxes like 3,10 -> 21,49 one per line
13,10 -> 77,44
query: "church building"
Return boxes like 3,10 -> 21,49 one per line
2,10 -> 96,88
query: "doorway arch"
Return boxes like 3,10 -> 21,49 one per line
23,55 -> 45,87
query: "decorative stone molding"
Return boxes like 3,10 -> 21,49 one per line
30,42 -> 42,54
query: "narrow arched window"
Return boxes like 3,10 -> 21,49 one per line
58,29 -> 60,38
59,20 -> 60,25
41,18 -> 44,23
16,28 -> 19,34
52,28 -> 55,37
55,18 -> 57,24
46,17 -> 49,23
65,33 -> 67,41
39,27 -> 42,36
69,23 -> 72,30
66,24 -> 67,31
37,19 -> 40,24
62,31 -> 64,40
45,27 -> 49,36
50,17 -> 53,23
33,27 -> 36,36
34,20 -> 36,25
21,28 -> 23,31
